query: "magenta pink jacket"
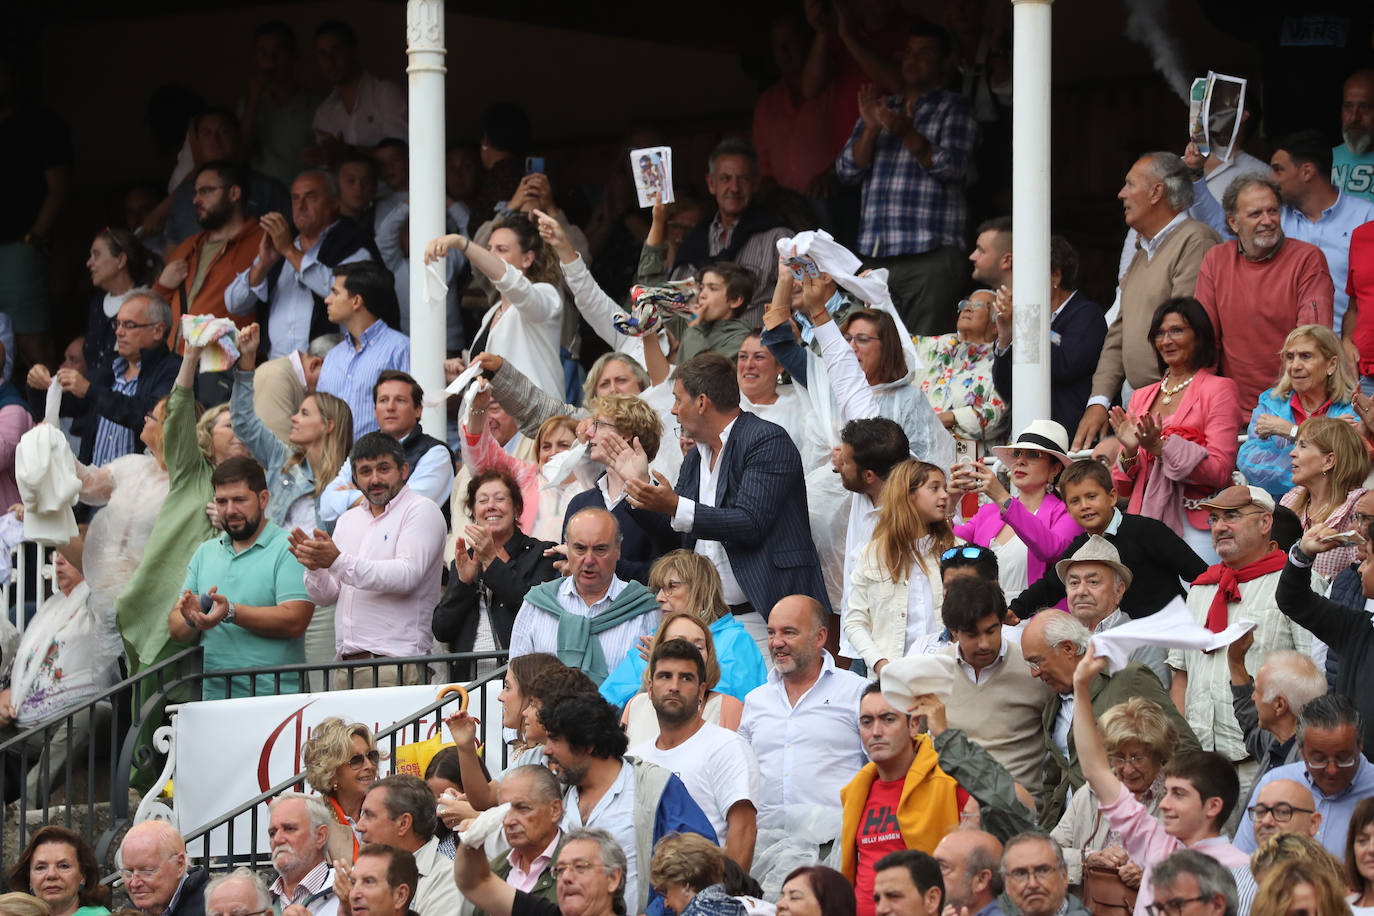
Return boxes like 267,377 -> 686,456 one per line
953,492 -> 1082,594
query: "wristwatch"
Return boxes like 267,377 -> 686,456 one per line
225,602 -> 237,624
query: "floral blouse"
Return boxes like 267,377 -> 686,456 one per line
912,334 -> 1008,444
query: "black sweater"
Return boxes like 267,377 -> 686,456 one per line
1009,514 -> 1209,619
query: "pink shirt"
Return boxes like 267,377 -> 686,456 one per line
0,404 -> 35,511
507,831 -> 560,893
304,485 -> 447,658
752,81 -> 837,193
1100,788 -> 1250,916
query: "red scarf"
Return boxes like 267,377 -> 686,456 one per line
1190,549 -> 1287,632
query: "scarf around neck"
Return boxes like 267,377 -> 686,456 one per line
1191,548 -> 1287,632
522,578 -> 658,683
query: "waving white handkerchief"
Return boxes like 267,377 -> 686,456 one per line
457,801 -> 511,849
1091,597 -> 1257,674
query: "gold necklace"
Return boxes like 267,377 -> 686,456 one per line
1159,371 -> 1195,405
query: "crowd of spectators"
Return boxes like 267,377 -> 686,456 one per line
8,7 -> 1374,916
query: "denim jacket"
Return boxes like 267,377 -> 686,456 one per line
231,369 -> 321,531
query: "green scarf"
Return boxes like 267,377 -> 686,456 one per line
522,579 -> 659,684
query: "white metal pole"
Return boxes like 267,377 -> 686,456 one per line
406,0 -> 446,439
1010,0 -> 1053,434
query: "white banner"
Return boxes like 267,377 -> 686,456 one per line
172,682 -> 506,856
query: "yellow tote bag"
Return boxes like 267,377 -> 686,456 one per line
393,684 -> 469,778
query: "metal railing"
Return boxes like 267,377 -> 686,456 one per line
2,541 -> 58,637
0,645 -> 203,866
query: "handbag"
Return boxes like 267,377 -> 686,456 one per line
1084,865 -> 1137,916
393,684 -> 471,778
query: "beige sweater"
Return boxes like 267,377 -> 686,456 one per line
1091,218 -> 1222,401
942,639 -> 1054,798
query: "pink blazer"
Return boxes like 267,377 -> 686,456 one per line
953,492 -> 1082,590
1111,368 -> 1241,532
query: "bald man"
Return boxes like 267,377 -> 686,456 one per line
1249,778 -> 1322,847
739,595 -> 868,828
119,821 -> 208,916
933,831 -> 1005,916
1335,69 -> 1374,203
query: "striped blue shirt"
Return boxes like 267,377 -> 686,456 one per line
835,88 -> 978,258
90,357 -> 138,465
316,319 -> 409,440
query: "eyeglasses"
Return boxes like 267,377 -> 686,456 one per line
1351,512 -> 1373,530
193,184 -> 228,198
956,298 -> 990,313
209,909 -> 273,916
1107,753 -> 1153,769
843,333 -> 880,346
111,319 -> 158,332
119,853 -> 177,881
1248,802 -> 1315,822
1206,509 -> 1265,527
1304,752 -> 1360,770
942,546 -> 991,562
1024,657 -> 1045,673
1004,864 -> 1058,885
1145,897 -> 1210,916
656,580 -> 686,594
552,860 -> 606,880
588,419 -> 622,436
347,749 -> 381,769
1151,326 -> 1191,342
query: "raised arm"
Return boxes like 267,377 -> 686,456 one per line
1071,650 -> 1123,806
484,353 -> 587,438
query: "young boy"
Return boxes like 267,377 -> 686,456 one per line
677,261 -> 755,364
1010,459 -> 1208,619
1072,651 -> 1248,916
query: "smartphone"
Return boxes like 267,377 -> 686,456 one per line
525,156 -> 545,175
1322,530 -> 1367,546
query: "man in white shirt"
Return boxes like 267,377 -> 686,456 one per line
306,21 -> 406,161
351,776 -> 459,916
268,792 -> 338,916
738,595 -> 868,828
508,508 -> 659,685
629,638 -> 761,869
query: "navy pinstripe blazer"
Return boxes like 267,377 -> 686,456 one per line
633,410 -> 830,619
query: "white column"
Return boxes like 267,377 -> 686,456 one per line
406,0 -> 447,438
1010,0 -> 1053,434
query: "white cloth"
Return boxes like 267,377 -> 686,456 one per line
630,722 -> 762,842
16,383 -> 79,545
672,417 -> 747,606
989,534 -> 1029,602
738,652 -> 868,827
1091,597 -> 1255,673
9,582 -> 118,726
624,690 -> 731,748
879,653 -> 957,711
412,836 -> 462,916
471,263 -> 564,401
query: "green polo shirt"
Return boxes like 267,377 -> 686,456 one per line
183,521 -> 311,698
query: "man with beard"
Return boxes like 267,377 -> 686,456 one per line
1333,69 -> 1374,203
169,455 -> 313,698
267,792 -> 338,916
152,160 -> 266,328
627,639 -> 761,869
538,691 -> 715,916
1193,173 -> 1333,412
289,433 -> 446,689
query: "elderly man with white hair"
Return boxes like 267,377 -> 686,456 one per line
268,792 -> 339,916
1226,636 -> 1327,801
205,869 -> 273,916
118,821 -> 208,916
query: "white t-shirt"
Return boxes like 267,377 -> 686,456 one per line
630,722 -> 761,842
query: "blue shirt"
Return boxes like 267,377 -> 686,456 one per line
91,356 -> 138,466
1190,179 -> 1374,329
597,613 -> 769,709
316,319 -> 410,440
835,89 -> 978,258
1233,756 -> 1374,856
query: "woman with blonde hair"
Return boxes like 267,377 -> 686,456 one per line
846,460 -> 954,675
230,323 -> 353,533
600,550 -> 767,709
1239,324 -> 1363,499
1251,857 -> 1353,916
1280,415 -> 1371,582
0,894 -> 52,916
302,717 -> 379,862
617,612 -> 746,747
1052,697 -> 1180,889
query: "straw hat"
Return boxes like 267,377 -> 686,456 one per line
1054,534 -> 1134,590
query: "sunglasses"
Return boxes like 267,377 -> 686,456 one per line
942,546 -> 991,562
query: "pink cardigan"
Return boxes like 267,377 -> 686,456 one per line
1111,368 -> 1241,534
953,492 -> 1082,591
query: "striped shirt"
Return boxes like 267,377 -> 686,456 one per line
316,319 -> 410,440
90,357 -> 138,466
270,860 -> 338,916
835,88 -> 978,258
508,576 -> 661,675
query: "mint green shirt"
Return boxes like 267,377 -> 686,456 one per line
1334,144 -> 1374,203
184,521 -> 311,698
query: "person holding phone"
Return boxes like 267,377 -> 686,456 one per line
1279,415 -> 1370,582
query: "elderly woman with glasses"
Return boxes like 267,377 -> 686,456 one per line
1051,697 -> 1179,891
911,288 -> 1009,449
301,717 -> 380,862
598,550 -> 767,712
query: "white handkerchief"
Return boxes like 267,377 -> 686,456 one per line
880,653 -> 957,712
540,442 -> 591,490
422,361 -> 485,409
457,801 -> 510,849
1090,597 -> 1258,674
425,261 -> 448,302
